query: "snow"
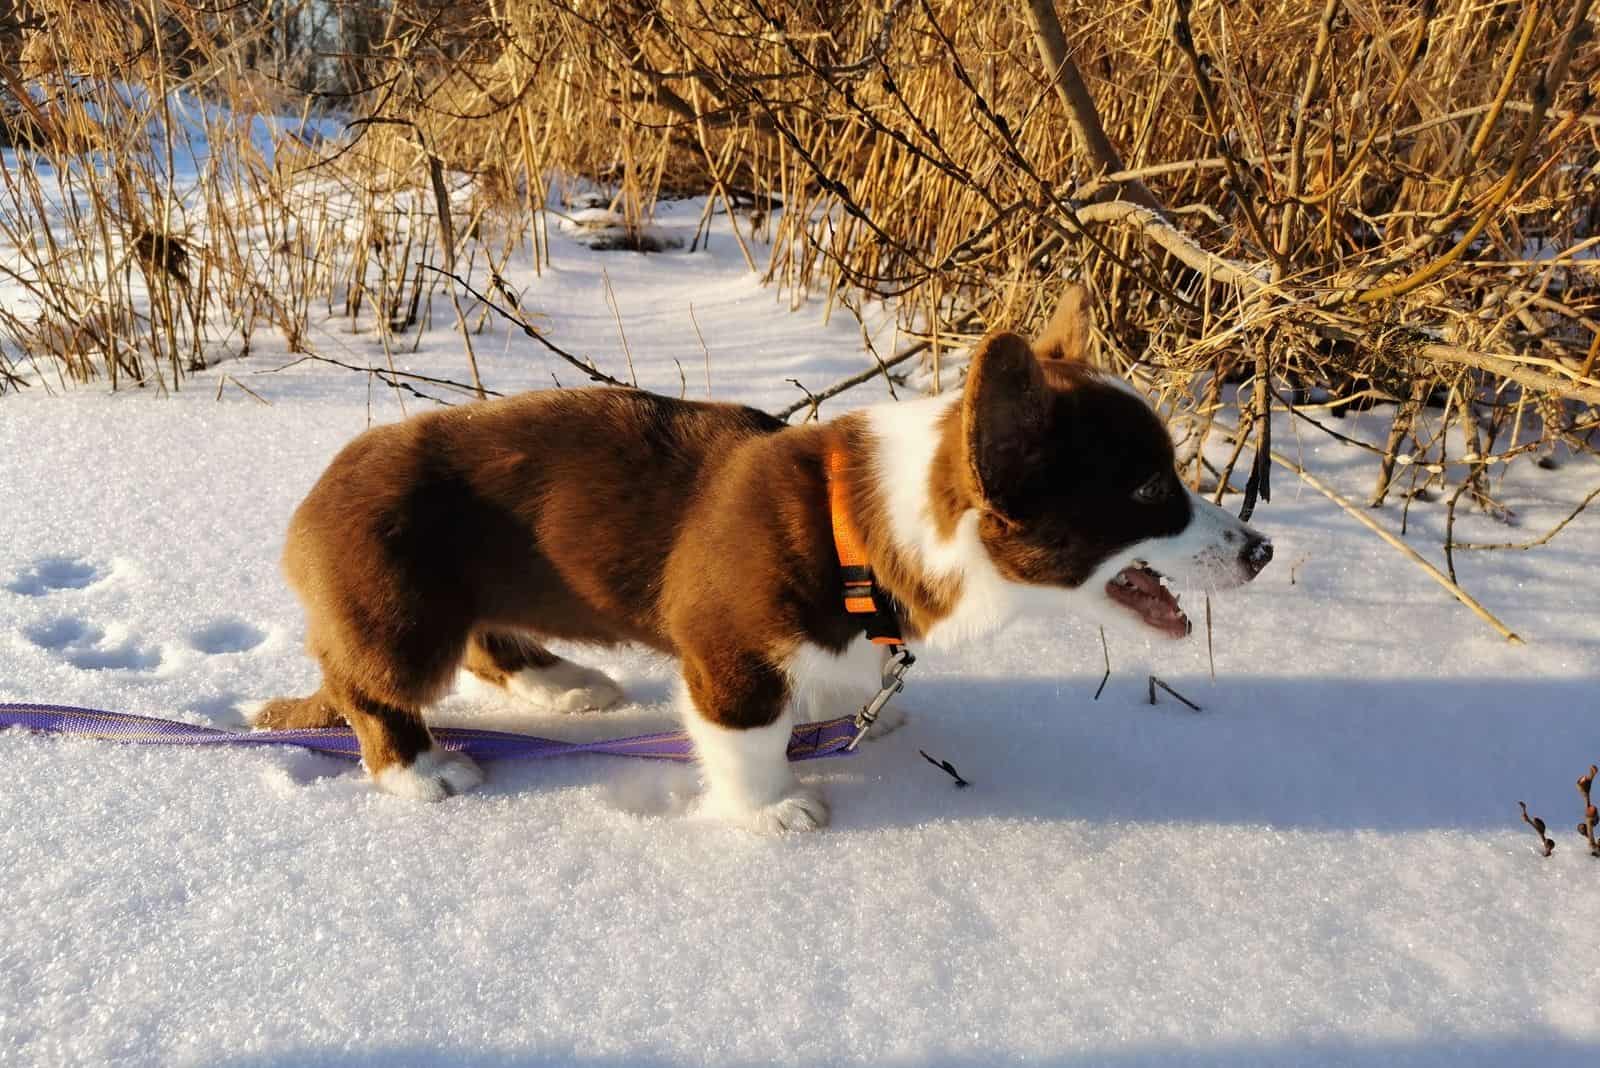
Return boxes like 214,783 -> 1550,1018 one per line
3,197 -> 1600,1067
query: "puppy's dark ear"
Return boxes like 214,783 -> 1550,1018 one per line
1032,282 -> 1093,365
962,332 -> 1049,520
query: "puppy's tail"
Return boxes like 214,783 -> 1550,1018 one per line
250,688 -> 344,731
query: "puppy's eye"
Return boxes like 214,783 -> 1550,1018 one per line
1133,474 -> 1170,504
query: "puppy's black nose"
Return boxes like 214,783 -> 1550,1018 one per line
1241,535 -> 1273,577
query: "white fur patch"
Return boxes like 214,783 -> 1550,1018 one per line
1137,490 -> 1264,591
681,688 -> 828,832
784,639 -> 909,740
865,395 -> 1094,646
372,746 -> 484,802
785,638 -> 884,717
505,660 -> 625,715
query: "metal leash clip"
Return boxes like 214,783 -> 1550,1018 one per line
847,645 -> 916,751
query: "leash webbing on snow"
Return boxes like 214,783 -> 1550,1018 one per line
0,702 -> 860,764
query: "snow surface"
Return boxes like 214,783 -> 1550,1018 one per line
3,202 -> 1600,1067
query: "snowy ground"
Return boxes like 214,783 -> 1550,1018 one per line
3,201 -> 1600,1067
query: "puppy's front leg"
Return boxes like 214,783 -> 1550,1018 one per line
680,653 -> 829,833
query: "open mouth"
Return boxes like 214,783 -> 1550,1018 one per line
1106,564 -> 1190,639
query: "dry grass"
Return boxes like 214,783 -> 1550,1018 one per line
0,0 -> 491,395
2,0 -> 1597,526
451,0 -> 1600,507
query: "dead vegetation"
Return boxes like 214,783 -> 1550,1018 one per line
0,0 -> 1597,603
415,0 -> 1600,550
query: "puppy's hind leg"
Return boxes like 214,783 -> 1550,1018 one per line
328,678 -> 483,801
465,630 -> 624,714
250,687 -> 344,730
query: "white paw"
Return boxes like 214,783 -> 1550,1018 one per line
859,703 -> 909,740
507,662 -> 625,714
372,747 -> 484,802
704,783 -> 830,833
239,698 -> 270,727
749,786 -> 831,833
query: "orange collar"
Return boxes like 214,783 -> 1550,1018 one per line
825,446 -> 905,646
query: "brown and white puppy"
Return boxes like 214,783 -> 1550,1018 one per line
257,287 -> 1271,829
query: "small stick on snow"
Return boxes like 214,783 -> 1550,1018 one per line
688,302 -> 712,398
423,265 -> 632,389
1576,765 -> 1599,857
919,750 -> 971,788
1093,625 -> 1111,701
600,268 -> 638,387
1205,597 -> 1216,682
1211,416 -> 1525,645
1148,675 -> 1202,712
1518,800 -> 1556,857
225,376 -> 270,406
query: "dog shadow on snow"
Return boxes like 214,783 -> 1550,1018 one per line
216,1034 -> 1600,1067
413,672 -> 1596,834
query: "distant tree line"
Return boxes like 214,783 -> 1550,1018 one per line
231,0 -> 390,99
0,1 -> 395,98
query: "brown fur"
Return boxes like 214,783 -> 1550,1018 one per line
264,284 -> 1203,784
253,688 -> 342,730
1032,281 -> 1094,366
269,389 -> 875,772
461,631 -> 560,687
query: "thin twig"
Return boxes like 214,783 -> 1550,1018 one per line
1204,596 -> 1215,683
688,302 -> 712,398
1148,675 -> 1203,712
1093,625 -> 1111,701
1455,483 -> 1600,552
419,264 -> 632,388
1207,417 -> 1525,644
920,750 -> 972,788
601,267 -> 638,387
1518,800 -> 1555,857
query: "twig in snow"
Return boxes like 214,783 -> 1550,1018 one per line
1204,597 -> 1216,682
920,750 -> 970,788
214,374 -> 271,406
258,351 -> 493,405
1207,415 -> 1524,645
773,309 -> 980,421
1455,483 -> 1600,552
1519,800 -> 1555,857
1148,675 -> 1202,712
421,143 -> 486,400
600,267 -> 638,387
1577,765 -> 1599,858
1093,625 -> 1110,701
688,302 -> 712,398
420,264 -> 633,389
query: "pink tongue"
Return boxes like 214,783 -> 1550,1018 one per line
1108,567 -> 1190,638
1126,568 -> 1165,598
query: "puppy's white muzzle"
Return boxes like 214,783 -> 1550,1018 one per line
1149,491 -> 1273,590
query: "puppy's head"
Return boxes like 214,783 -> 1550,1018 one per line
958,285 -> 1271,639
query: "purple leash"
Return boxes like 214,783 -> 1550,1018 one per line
0,702 -> 860,764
